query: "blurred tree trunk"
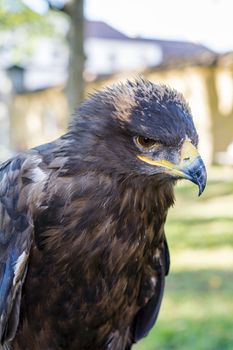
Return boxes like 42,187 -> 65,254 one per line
65,0 -> 85,113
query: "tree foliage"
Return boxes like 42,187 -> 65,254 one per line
0,0 -> 58,35
0,0 -> 84,108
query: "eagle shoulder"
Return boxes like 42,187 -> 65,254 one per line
0,152 -> 49,346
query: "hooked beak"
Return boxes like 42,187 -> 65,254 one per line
137,140 -> 207,195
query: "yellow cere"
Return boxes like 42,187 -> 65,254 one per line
137,155 -> 185,177
180,139 -> 199,168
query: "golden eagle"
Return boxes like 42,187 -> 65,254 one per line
0,79 -> 206,350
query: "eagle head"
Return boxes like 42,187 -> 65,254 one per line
69,78 -> 207,195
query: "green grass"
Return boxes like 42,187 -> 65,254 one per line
133,166 -> 233,350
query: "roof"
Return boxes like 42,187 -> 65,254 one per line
85,20 -> 216,68
85,20 -> 128,40
153,39 -> 216,67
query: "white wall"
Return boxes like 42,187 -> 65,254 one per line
84,38 -> 163,75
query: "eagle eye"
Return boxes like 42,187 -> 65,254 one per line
135,136 -> 160,149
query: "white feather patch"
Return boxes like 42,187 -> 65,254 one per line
151,276 -> 157,287
31,167 -> 47,183
13,251 -> 28,286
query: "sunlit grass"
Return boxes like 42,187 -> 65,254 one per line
134,166 -> 233,350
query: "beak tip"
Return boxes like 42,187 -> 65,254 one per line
198,184 -> 205,196
197,168 -> 207,197
183,157 -> 207,196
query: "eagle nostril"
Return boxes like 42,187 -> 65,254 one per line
183,157 -> 190,161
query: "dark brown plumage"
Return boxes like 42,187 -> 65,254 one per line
0,79 -> 207,350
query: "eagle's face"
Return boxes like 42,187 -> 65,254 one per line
134,135 -> 205,194
71,79 -> 207,194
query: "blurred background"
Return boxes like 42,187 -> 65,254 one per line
0,0 -> 233,349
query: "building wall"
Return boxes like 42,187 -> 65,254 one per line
210,66 -> 233,157
84,38 -> 163,76
0,70 -> 12,161
9,86 -> 68,151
